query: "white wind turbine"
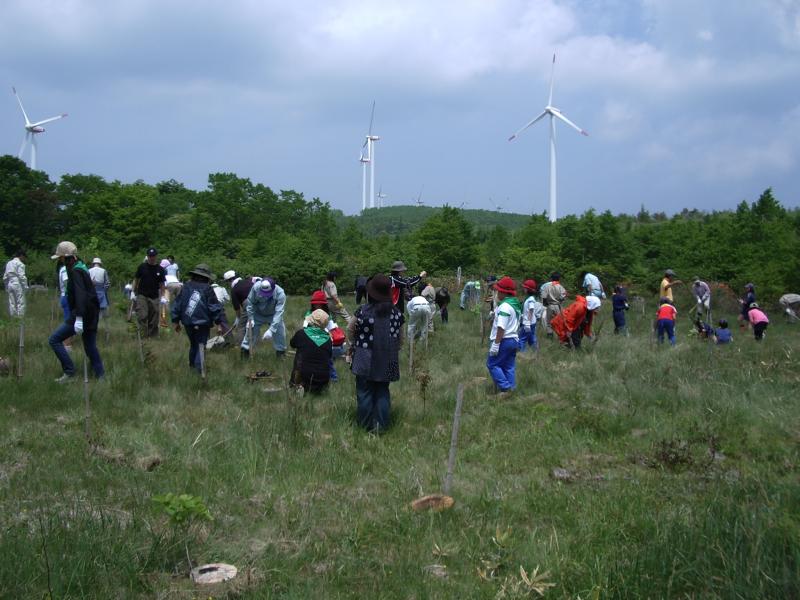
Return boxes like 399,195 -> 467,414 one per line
414,185 -> 425,207
490,197 -> 504,212
376,185 -> 387,208
508,54 -> 588,222
13,87 -> 68,171
361,100 -> 380,209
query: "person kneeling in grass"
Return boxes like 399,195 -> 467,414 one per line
290,308 -> 333,394
487,276 -> 521,395
171,264 -> 222,374
713,319 -> 733,344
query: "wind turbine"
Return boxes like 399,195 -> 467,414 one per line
508,54 -> 588,222
13,87 -> 68,171
414,185 -> 425,207
361,101 -> 380,209
490,197 -> 504,212
376,185 -> 387,208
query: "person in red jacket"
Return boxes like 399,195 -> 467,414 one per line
550,295 -> 601,349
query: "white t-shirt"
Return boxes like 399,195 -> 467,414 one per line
522,296 -> 539,327
490,298 -> 520,340
59,266 -> 68,296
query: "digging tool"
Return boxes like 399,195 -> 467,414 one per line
411,384 -> 465,512
199,343 -> 207,382
17,319 -> 24,379
83,353 -> 91,441
130,301 -> 145,365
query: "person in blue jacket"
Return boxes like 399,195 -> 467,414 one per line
171,264 -> 222,373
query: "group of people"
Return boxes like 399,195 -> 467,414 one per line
3,244 -> 794,434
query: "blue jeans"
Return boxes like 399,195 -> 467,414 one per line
186,325 -> 210,372
487,337 -> 517,391
60,295 -> 71,322
49,321 -> 105,377
657,319 -> 676,346
356,376 -> 391,432
518,325 -> 538,352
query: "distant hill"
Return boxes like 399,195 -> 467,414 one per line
340,205 -> 532,236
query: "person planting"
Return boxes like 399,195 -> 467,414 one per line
290,308 -> 333,394
550,295 -> 601,349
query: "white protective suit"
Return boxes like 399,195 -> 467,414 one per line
3,257 -> 28,317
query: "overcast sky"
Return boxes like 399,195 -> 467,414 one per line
1,0 -> 799,216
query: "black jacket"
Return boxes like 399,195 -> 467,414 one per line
67,262 -> 101,331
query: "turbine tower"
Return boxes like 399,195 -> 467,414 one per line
359,151 -> 370,211
376,185 -> 387,208
13,87 -> 67,171
361,101 -> 380,209
508,54 -> 588,222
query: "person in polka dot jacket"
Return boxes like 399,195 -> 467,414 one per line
346,274 -> 404,433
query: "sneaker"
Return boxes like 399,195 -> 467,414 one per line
276,350 -> 286,358
55,374 -> 76,383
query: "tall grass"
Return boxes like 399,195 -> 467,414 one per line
0,290 -> 798,598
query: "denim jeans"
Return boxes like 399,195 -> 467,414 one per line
355,376 -> 391,432
487,337 -> 517,391
657,319 -> 676,346
49,321 -> 105,377
186,325 -> 210,372
518,325 -> 538,352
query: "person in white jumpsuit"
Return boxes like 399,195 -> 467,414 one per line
3,250 -> 28,317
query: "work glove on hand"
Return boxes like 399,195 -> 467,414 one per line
489,341 -> 500,356
160,297 -> 168,305
232,317 -> 240,329
262,328 -> 274,341
247,319 -> 255,329
129,292 -> 136,302
74,317 -> 84,334
336,302 -> 344,310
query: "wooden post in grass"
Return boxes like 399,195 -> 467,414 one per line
443,384 -> 465,496
409,336 -> 415,372
199,343 -> 207,382
17,319 -> 24,379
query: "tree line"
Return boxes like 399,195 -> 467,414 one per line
1,154 -> 798,301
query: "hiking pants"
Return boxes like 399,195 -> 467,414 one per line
241,318 -> 287,352
518,325 -> 537,351
487,337 -> 517,392
657,319 -> 676,346
49,322 -> 105,378
753,322 -> 768,341
135,295 -> 160,337
407,303 -> 431,341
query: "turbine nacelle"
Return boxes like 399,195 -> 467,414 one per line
27,126 -> 46,133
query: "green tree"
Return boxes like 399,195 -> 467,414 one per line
0,155 -> 59,254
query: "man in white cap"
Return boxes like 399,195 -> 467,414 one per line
241,277 -> 287,357
48,241 -> 105,382
89,257 -> 111,317
3,249 -> 28,318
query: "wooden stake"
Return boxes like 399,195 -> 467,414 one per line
199,343 -> 207,382
443,384 -> 465,496
17,320 -> 24,379
83,354 -> 91,441
409,336 -> 414,372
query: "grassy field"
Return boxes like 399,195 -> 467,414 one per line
1,290 -> 798,599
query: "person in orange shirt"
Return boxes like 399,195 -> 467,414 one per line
550,295 -> 601,349
656,297 -> 678,346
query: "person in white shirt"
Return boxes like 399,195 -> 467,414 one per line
88,257 -> 111,317
211,282 -> 232,334
3,250 -> 28,317
487,276 -> 522,395
406,295 -> 432,341
164,256 -> 182,301
519,279 -> 540,352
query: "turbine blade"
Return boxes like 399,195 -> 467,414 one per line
508,111 -> 548,141
548,53 -> 556,106
31,113 -> 68,127
12,87 -> 31,126
552,111 -> 589,136
367,100 -> 375,136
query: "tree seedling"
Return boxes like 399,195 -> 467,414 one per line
152,493 -> 213,573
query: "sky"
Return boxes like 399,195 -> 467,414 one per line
1,0 -> 799,217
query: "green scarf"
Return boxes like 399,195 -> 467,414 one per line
304,326 -> 330,347
499,297 -> 522,318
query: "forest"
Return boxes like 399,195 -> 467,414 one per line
2,154 -> 798,300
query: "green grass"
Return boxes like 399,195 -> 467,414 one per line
1,292 -> 798,598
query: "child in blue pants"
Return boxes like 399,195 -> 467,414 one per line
518,279 -> 539,352
656,297 -> 677,346
486,276 -> 522,394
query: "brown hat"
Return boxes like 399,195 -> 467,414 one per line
367,274 -> 393,302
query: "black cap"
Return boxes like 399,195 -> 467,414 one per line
146,247 -> 158,257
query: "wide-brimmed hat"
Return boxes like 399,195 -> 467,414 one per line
586,296 -> 602,311
310,290 -> 328,305
258,277 -> 276,298
391,260 -> 407,272
308,309 -> 330,330
367,274 -> 393,302
92,257 -> 102,265
495,276 -> 516,296
188,263 -> 215,281
223,270 -> 236,281
51,241 -> 78,260
522,279 -> 537,291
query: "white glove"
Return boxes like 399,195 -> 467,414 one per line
263,328 -> 274,340
232,317 -> 240,328
130,292 -> 136,302
489,341 -> 500,356
247,319 -> 255,329
74,316 -> 84,334
160,297 -> 168,305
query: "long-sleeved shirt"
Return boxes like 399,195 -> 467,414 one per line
3,258 -> 27,289
692,281 -> 710,302
389,273 -> 422,313
540,281 -> 566,306
582,273 -> 604,297
245,283 -> 286,329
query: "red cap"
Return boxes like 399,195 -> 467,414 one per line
522,279 -> 537,291
495,276 -> 517,296
310,290 -> 328,305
